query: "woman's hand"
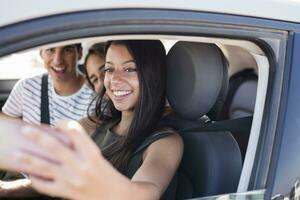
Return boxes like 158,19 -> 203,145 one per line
14,120 -> 131,200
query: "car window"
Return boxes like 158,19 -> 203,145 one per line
0,37 -> 265,196
0,50 -> 46,80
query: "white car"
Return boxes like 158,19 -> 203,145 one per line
1,1 -> 300,199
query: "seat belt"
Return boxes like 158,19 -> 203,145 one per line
41,74 -> 50,125
132,130 -> 175,155
161,114 -> 253,134
180,116 -> 253,133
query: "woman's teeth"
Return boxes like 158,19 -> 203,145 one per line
113,90 -> 131,97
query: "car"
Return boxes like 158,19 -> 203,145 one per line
1,1 -> 300,199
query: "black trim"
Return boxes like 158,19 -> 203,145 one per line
0,9 -> 286,56
41,74 -> 50,125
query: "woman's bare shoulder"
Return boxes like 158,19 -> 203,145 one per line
144,129 -> 183,161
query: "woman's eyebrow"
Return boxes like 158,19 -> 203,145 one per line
122,60 -> 135,65
99,64 -> 105,71
89,74 -> 96,80
105,60 -> 135,65
105,61 -> 113,65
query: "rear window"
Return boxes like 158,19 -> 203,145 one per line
0,50 -> 46,80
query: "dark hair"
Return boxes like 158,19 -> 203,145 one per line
95,40 -> 167,172
83,43 -> 106,89
74,43 -> 82,51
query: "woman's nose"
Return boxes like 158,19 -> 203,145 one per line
94,81 -> 102,93
111,70 -> 123,82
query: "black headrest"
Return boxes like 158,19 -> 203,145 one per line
166,41 -> 228,120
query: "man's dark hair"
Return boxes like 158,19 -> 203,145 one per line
74,43 -> 82,51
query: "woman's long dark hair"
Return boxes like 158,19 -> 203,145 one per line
94,40 -> 167,173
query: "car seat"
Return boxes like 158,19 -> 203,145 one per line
165,41 -> 243,199
221,68 -> 258,119
220,68 -> 258,159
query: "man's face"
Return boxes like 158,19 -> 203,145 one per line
40,45 -> 82,83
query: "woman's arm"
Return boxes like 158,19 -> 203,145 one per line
130,133 -> 183,200
8,121 -> 183,200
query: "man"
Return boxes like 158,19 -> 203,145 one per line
2,44 -> 95,125
0,44 -> 95,198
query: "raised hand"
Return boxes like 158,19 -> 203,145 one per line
14,120 -> 131,200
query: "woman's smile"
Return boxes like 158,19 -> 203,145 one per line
112,90 -> 133,97
111,89 -> 134,103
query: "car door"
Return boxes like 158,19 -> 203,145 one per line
0,5 -> 298,199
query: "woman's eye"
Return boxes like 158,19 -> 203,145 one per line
91,78 -> 98,84
104,67 -> 113,73
125,68 -> 137,72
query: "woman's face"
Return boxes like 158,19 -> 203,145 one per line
104,44 -> 139,112
86,54 -> 105,93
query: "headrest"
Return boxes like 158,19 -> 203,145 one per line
166,41 -> 228,120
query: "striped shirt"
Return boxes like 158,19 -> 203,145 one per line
2,74 -> 96,126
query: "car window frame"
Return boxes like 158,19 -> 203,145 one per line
0,8 -> 291,199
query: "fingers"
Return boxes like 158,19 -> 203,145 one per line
29,172 -> 85,200
29,176 -> 65,199
55,120 -> 102,160
12,150 -> 58,180
21,125 -> 79,167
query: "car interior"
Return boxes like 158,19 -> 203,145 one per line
0,35 -> 265,199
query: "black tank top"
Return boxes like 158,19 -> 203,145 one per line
91,120 -> 178,200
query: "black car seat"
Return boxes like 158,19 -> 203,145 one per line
221,68 -> 257,119
165,41 -> 243,199
220,68 -> 258,158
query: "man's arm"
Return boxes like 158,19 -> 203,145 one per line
0,179 -> 42,198
0,114 -> 39,198
1,78 -> 24,119
0,112 -> 21,122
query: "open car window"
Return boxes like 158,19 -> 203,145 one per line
0,50 -> 45,80
0,35 -> 267,199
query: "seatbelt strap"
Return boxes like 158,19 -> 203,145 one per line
132,130 -> 174,156
41,74 -> 50,125
179,116 -> 253,133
